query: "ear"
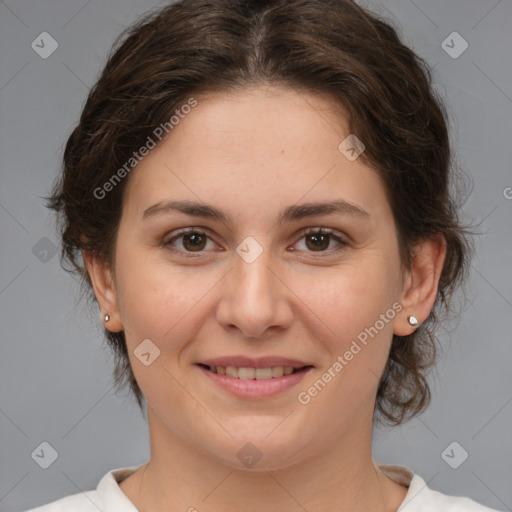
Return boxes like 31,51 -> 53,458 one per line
394,236 -> 447,336
82,250 -> 123,332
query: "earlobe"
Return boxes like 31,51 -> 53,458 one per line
394,236 -> 447,336
82,250 -> 124,332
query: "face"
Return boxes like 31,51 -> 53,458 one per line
94,85 -> 418,470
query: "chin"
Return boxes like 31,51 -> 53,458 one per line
205,427 -> 312,472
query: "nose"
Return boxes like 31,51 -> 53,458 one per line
215,245 -> 293,339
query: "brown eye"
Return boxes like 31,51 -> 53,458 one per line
305,232 -> 330,251
294,228 -> 348,253
164,229 -> 215,254
181,232 -> 207,251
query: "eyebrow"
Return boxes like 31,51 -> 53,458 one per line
142,199 -> 371,224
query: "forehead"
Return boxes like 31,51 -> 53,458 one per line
176,85 -> 350,156
121,85 -> 391,226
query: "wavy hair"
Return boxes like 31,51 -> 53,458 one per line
47,0 -> 472,426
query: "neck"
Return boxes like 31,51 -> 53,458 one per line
121,407 -> 406,512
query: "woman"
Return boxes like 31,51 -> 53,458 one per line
26,0 -> 502,510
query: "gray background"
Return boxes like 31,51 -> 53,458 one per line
1,0 -> 511,510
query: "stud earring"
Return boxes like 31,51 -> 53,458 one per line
408,315 -> 418,327
104,314 -> 110,322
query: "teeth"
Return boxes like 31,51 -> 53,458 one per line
238,367 -> 255,380
226,366 -> 238,378
271,366 -> 284,378
208,365 -> 299,379
255,367 -> 273,380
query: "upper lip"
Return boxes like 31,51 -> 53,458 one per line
198,356 -> 313,369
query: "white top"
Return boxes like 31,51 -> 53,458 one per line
25,463 -> 503,511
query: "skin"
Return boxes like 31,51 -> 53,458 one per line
84,84 -> 446,512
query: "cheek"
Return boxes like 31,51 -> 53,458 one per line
117,265 -> 206,338
295,254 -> 401,399
114,244 -> 227,366
113,258 -> 215,404
302,255 -> 400,338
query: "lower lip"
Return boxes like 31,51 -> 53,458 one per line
197,365 -> 313,398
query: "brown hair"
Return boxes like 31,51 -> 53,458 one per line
47,0 -> 471,426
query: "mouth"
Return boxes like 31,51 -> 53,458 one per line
195,359 -> 314,398
197,363 -> 312,380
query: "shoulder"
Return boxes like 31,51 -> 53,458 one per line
404,475 -> 503,512
378,464 -> 504,512
23,466 -> 141,512
23,491 -> 99,512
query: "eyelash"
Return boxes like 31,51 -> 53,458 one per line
162,227 -> 348,257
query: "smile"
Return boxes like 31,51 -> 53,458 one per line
200,364 -> 304,379
196,363 -> 313,398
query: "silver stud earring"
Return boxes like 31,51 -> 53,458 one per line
408,315 -> 418,327
104,314 -> 110,322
